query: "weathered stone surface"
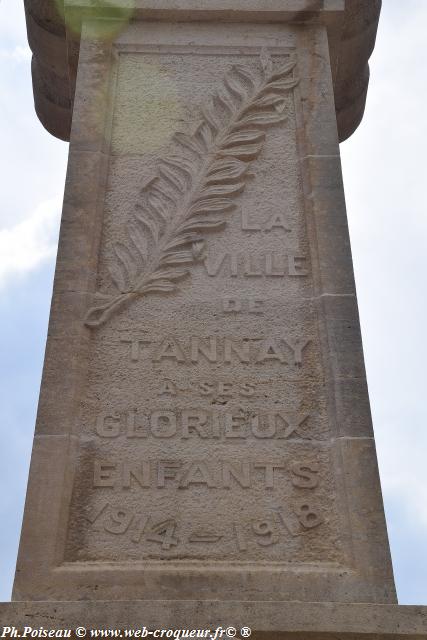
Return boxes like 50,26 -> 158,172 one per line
13,8 -> 396,605
9,2 -> 427,637
24,0 -> 381,142
2,601 -> 427,639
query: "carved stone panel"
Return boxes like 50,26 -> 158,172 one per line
13,20 -> 395,604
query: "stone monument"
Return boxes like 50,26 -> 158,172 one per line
1,1 -> 426,637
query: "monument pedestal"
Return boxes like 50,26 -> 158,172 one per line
4,0 -> 427,636
1,601 -> 427,638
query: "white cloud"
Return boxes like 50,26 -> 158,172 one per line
0,45 -> 31,62
0,197 -> 61,287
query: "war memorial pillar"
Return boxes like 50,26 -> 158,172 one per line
2,1 -> 427,637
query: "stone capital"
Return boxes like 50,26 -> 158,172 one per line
25,0 -> 381,141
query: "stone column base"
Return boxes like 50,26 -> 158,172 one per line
1,601 -> 426,639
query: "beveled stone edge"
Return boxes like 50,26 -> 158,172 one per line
1,601 -> 427,637
24,0 -> 381,142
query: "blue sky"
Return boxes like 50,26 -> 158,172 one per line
0,1 -> 426,603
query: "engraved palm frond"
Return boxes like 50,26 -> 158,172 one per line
85,50 -> 299,328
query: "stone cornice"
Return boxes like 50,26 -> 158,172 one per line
24,0 -> 381,141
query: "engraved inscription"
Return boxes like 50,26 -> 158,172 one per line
64,46 -> 343,567
95,409 -> 310,440
120,335 -> 311,365
84,503 -> 325,553
204,252 -> 308,277
92,458 -> 319,490
241,210 -> 291,232
222,298 -> 265,314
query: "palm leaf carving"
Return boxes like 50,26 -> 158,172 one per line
85,50 -> 299,328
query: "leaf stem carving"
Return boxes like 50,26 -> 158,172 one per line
85,50 -> 299,329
